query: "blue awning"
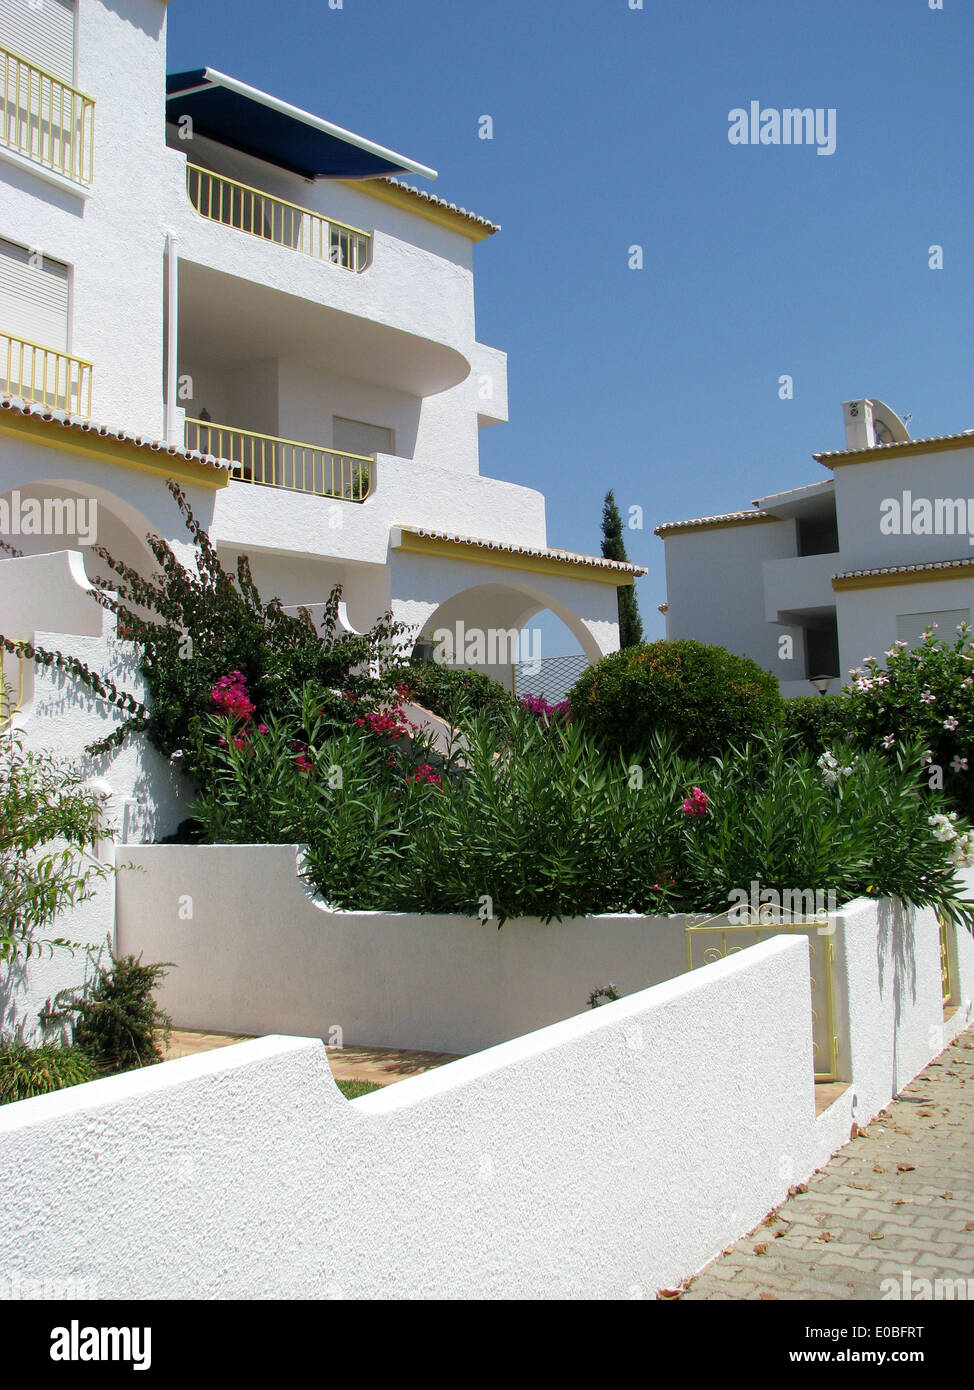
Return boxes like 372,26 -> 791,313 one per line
166,68 -> 437,182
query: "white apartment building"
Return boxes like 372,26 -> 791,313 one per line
656,399 -> 974,697
0,0 -> 643,834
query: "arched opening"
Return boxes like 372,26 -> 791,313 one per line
0,478 -> 159,586
411,581 -> 609,694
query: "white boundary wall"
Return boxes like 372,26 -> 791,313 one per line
116,844 -> 690,1052
115,844 -> 974,1066
2,858 -> 972,1297
1,937 -> 826,1300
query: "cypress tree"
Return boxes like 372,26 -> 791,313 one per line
601,490 -> 644,649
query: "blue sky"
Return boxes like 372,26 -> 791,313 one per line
168,0 -> 974,654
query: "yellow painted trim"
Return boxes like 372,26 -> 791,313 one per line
832,564 -> 974,592
0,410 -> 229,490
342,179 -> 495,242
656,514 -> 779,537
817,435 -> 974,469
394,530 -> 639,586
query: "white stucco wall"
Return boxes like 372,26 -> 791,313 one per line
0,0 -> 173,437
836,576 -> 974,681
0,860 -> 114,1045
662,518 -> 801,681
0,936 -> 825,1299
833,446 -> 974,572
116,844 -> 689,1054
0,551 -> 190,845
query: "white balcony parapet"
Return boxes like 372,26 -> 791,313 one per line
0,45 -> 94,186
185,417 -> 373,501
185,163 -> 372,271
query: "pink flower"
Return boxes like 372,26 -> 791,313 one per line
920,690 -> 935,704
257,724 -> 269,735
408,763 -> 442,788
681,786 -> 709,818
944,716 -> 959,731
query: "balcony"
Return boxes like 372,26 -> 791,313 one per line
0,45 -> 94,186
763,552 -> 840,624
186,163 -> 372,272
184,418 -> 372,501
0,331 -> 92,417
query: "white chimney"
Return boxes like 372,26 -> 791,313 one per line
842,399 -> 875,450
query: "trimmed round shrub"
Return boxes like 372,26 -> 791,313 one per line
783,694 -> 852,755
0,1042 -> 95,1104
568,640 -> 783,759
404,660 -> 515,730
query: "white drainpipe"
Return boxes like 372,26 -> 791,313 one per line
164,231 -> 180,445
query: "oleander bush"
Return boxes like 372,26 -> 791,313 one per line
567,640 -> 783,760
189,682 -> 974,927
840,625 -> 974,816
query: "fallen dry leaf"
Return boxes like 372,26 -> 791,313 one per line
657,1288 -> 684,1300
898,1164 -> 916,1172
754,1243 -> 769,1255
759,1292 -> 778,1300
869,1232 -> 884,1241
817,1232 -> 833,1243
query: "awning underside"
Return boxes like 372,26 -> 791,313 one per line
166,69 -> 434,181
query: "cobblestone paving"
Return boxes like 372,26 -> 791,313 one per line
683,1024 -> 974,1300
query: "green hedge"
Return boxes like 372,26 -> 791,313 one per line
568,640 -> 783,759
782,695 -> 852,755
405,660 -> 515,730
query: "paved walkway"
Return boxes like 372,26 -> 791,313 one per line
161,1030 -> 459,1087
683,1023 -> 974,1300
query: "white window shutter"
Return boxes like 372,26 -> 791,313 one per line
0,237 -> 69,350
0,0 -> 76,83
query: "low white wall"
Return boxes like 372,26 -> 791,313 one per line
0,937 -> 820,1300
0,859 -> 114,1045
116,845 -> 689,1054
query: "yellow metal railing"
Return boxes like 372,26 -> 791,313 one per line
0,45 -> 94,185
185,418 -> 373,501
939,913 -> 954,1006
185,163 -> 372,271
0,331 -> 92,417
685,913 -> 840,1082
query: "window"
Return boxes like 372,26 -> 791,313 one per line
332,416 -> 394,458
0,0 -> 76,82
0,237 -> 78,408
896,609 -> 971,649
0,237 -> 69,349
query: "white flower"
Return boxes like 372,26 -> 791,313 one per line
951,756 -> 968,773
882,734 -> 896,749
944,716 -> 959,731
921,690 -> 936,704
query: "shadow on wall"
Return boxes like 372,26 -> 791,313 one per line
876,896 -> 919,1097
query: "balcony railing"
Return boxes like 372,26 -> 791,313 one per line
185,163 -> 372,271
0,331 -> 93,417
0,45 -> 94,185
184,418 -> 373,501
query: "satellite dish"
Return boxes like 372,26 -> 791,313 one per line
868,400 -> 911,446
